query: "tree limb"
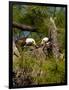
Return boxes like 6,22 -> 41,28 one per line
13,22 -> 37,32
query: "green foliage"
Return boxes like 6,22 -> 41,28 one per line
13,49 -> 65,85
13,5 -> 65,40
56,8 -> 65,28
57,28 -> 65,51
13,5 -> 66,86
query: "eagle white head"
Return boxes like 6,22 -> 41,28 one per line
41,37 -> 49,45
26,38 -> 36,46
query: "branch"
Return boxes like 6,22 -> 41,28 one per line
13,22 -> 37,32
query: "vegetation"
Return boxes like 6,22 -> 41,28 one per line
12,4 -> 66,87
13,48 -> 65,87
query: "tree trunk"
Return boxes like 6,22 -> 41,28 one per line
49,17 -> 60,60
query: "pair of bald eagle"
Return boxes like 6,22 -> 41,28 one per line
24,37 -> 49,46
13,37 -> 49,57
